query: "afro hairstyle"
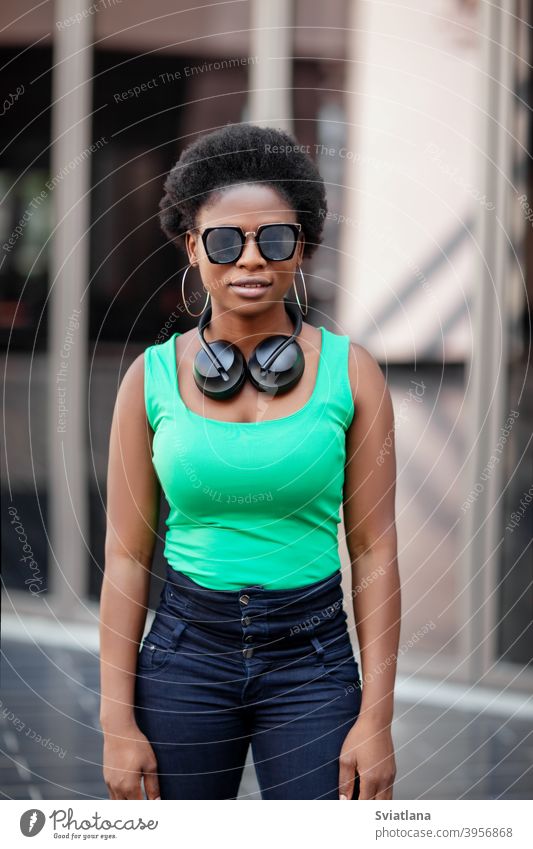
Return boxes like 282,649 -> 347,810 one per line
158,123 -> 327,259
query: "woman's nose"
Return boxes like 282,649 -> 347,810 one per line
236,233 -> 267,268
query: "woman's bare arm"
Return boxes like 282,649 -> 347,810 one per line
99,352 -> 162,799
338,342 -> 401,800
100,352 -> 160,729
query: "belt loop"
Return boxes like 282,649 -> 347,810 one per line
311,636 -> 324,657
169,619 -> 187,650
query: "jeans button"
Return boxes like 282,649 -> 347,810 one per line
244,634 -> 253,643
243,647 -> 254,658
239,594 -> 250,606
241,615 -> 252,626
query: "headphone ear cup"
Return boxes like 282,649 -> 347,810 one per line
247,336 -> 305,395
193,340 -> 247,400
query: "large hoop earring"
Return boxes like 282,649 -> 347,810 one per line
181,263 -> 210,317
293,265 -> 309,316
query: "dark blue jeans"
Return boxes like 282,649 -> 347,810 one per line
133,565 -> 362,800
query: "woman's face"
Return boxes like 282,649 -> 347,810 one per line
185,183 -> 305,314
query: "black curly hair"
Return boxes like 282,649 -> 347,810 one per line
158,123 -> 327,259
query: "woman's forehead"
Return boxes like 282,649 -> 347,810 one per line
196,184 -> 296,228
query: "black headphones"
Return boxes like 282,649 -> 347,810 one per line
193,299 -> 305,400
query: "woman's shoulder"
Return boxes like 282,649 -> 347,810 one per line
345,339 -> 391,416
118,333 -> 175,401
112,352 -> 146,422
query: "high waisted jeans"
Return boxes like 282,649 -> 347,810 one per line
133,564 -> 362,800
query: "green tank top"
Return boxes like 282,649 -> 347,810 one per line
144,326 -> 355,590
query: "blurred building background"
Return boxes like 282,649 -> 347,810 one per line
1,0 -> 532,799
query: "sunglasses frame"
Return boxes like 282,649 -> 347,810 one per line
199,222 -> 302,265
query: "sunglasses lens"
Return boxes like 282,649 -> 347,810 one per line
204,228 -> 242,263
258,224 -> 298,260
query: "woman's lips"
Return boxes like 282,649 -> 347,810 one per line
229,278 -> 271,286
228,279 -> 272,298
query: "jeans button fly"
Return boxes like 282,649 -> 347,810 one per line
239,594 -> 250,606
241,615 -> 252,626
243,647 -> 254,658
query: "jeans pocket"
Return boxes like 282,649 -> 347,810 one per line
162,581 -> 193,615
137,619 -> 188,673
310,634 -> 361,692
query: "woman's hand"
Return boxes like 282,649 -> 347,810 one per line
103,722 -> 161,800
338,716 -> 396,800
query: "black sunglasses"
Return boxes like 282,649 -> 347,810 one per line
200,222 -> 302,264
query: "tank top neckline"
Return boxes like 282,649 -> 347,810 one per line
170,325 -> 327,426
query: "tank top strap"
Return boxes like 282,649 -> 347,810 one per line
144,332 -> 181,431
314,327 -> 355,431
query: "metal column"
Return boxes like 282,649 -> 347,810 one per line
461,0 -> 517,685
249,0 -> 294,134
47,0 -> 93,615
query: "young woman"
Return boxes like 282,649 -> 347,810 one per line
100,123 -> 401,801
